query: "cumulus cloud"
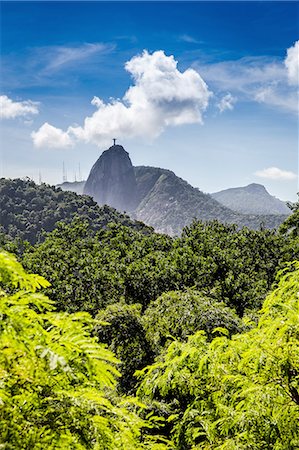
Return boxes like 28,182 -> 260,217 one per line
285,40 -> 299,86
0,95 -> 39,119
32,50 -> 212,149
31,122 -> 73,149
217,93 -> 236,113
255,167 -> 297,181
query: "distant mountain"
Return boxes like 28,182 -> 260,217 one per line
0,178 -> 150,244
133,167 -> 287,235
57,181 -> 85,195
75,145 -> 289,235
212,183 -> 291,215
84,145 -> 138,212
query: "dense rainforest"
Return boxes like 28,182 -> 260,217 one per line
0,177 -> 150,245
0,178 -> 298,449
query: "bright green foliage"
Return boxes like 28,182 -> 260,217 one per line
95,303 -> 154,393
0,251 -> 171,449
143,290 -> 245,352
0,251 -> 50,293
137,262 -> 299,449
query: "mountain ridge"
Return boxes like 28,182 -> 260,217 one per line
212,183 -> 291,215
133,166 -> 287,235
56,145 -> 290,235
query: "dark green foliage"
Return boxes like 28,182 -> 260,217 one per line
177,220 -> 289,315
22,218 -> 291,317
279,196 -> 299,239
1,185 -> 299,448
95,303 -> 154,393
22,219 -> 126,315
143,290 -> 245,352
0,178 -> 150,245
22,220 -> 175,314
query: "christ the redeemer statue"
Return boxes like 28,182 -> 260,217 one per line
113,138 -> 117,146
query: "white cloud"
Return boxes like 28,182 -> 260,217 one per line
31,122 -> 73,149
254,85 -> 298,114
0,95 -> 39,119
32,50 -> 212,149
217,93 -> 236,113
255,167 -> 297,181
285,40 -> 299,86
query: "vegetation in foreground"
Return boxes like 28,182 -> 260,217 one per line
0,252 -> 169,449
0,190 -> 298,448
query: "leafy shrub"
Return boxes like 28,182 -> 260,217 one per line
95,303 -> 154,393
138,263 -> 299,449
0,251 -> 170,449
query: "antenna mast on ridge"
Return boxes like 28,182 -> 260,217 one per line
62,161 -> 67,182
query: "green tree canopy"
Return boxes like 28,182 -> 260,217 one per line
177,220 -> 289,315
279,196 -> 299,239
0,251 -> 170,449
22,220 -> 176,314
0,178 -> 149,244
138,262 -> 299,449
143,290 -> 245,352
95,303 -> 154,394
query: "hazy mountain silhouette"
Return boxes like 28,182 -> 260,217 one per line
57,181 -> 85,195
212,183 -> 291,215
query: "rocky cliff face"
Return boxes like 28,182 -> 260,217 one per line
83,145 -> 138,212
83,146 -> 288,235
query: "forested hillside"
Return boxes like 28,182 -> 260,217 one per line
0,183 -> 298,449
0,178 -> 150,244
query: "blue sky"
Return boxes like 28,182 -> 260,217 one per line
1,1 -> 298,201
